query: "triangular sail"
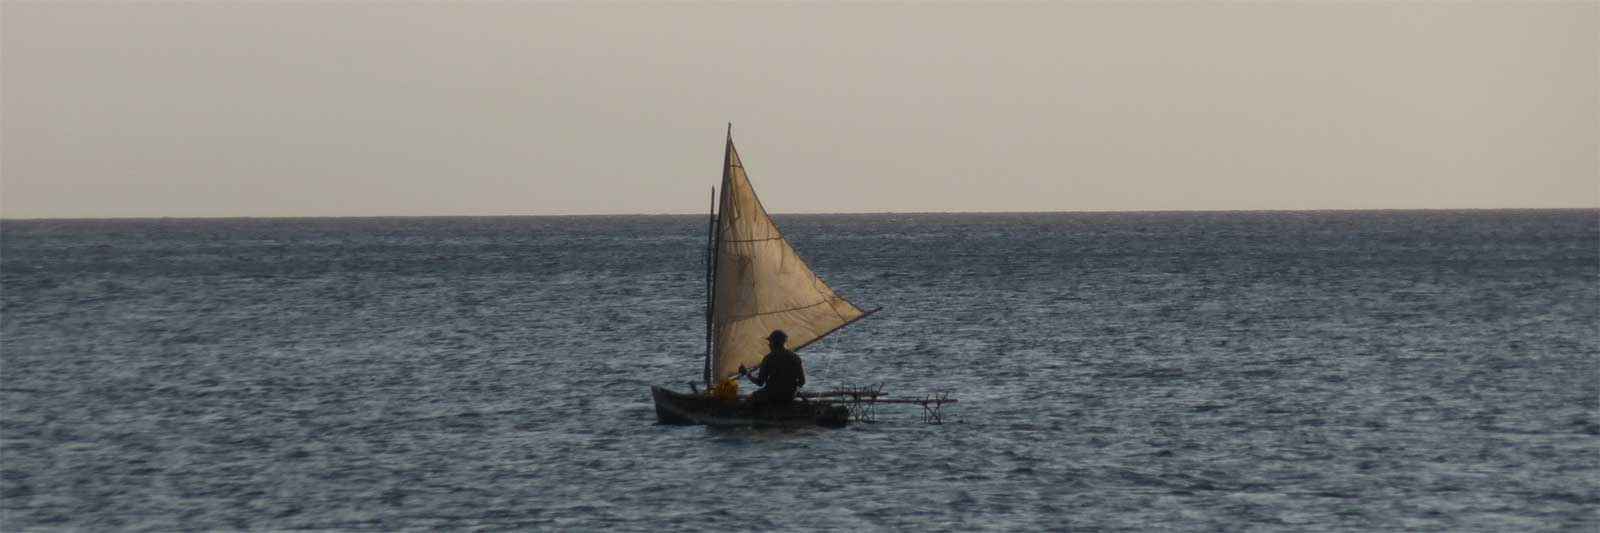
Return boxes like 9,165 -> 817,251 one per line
709,135 -> 867,382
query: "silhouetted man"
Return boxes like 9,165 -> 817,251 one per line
739,330 -> 805,406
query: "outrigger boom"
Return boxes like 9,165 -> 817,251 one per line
799,386 -> 959,424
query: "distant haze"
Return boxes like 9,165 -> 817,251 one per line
3,3 -> 1595,218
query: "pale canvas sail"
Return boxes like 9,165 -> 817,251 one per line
708,134 -> 868,382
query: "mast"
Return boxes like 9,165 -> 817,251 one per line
704,123 -> 732,387
702,186 -> 716,387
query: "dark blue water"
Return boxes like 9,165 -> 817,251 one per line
2,210 -> 1596,531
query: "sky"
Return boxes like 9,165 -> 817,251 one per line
2,2 -> 1596,218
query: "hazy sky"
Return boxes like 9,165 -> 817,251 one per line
3,3 -> 1595,218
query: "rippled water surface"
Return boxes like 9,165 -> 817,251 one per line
2,211 -> 1596,531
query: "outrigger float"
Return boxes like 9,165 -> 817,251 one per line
650,126 -> 956,428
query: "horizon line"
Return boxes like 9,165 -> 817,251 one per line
2,205 -> 1596,222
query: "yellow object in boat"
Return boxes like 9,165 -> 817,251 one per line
708,378 -> 739,403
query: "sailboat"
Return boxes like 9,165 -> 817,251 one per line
651,126 -> 880,428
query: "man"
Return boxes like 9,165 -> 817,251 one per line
738,330 -> 806,406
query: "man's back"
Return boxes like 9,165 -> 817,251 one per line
758,348 -> 805,397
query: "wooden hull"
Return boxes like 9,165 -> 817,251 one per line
651,386 -> 849,428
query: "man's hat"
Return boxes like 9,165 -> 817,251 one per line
766,330 -> 787,343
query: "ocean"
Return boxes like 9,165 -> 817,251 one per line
1,210 -> 1595,531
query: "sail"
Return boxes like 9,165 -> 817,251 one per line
709,135 -> 867,382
